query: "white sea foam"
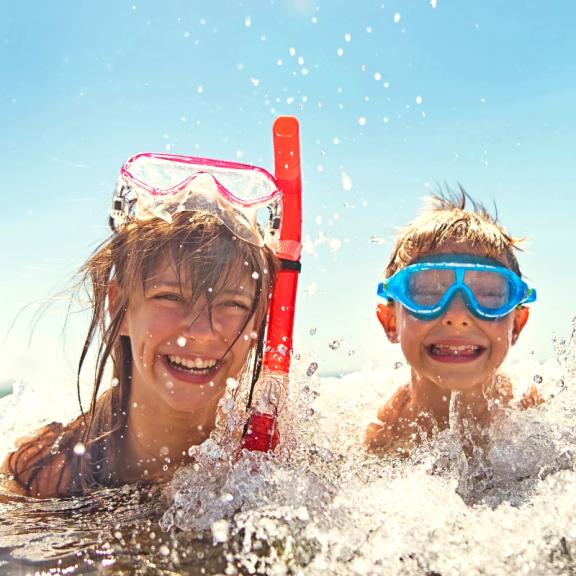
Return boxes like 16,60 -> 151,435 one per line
1,327 -> 576,574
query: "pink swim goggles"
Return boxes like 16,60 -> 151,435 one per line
110,153 -> 283,250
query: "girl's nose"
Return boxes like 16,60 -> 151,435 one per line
181,307 -> 220,341
441,294 -> 472,327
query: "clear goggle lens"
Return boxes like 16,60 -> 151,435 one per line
407,268 -> 511,309
378,259 -> 537,320
111,153 -> 282,248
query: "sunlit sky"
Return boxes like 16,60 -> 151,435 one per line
1,0 -> 575,389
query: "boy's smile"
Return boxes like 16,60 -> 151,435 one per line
426,340 -> 486,363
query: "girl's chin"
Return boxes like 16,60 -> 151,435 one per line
158,383 -> 225,415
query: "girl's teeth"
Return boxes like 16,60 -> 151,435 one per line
168,355 -> 217,371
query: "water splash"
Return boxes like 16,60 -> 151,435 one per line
2,336 -> 576,574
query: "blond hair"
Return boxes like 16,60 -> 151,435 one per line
386,186 -> 524,277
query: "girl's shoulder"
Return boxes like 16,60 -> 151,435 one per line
1,421 -> 76,498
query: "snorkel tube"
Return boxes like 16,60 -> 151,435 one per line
242,116 -> 302,452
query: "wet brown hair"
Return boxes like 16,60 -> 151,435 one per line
386,186 -> 524,278
7,211 -> 277,496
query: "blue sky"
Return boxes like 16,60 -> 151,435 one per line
1,0 -> 575,385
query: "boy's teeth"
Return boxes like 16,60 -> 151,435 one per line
168,355 -> 217,371
430,344 -> 481,357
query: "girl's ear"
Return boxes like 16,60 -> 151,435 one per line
511,306 -> 530,345
108,280 -> 128,336
376,303 -> 399,343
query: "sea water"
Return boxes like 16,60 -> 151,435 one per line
1,325 -> 576,575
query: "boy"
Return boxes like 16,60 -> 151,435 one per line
366,189 -> 542,456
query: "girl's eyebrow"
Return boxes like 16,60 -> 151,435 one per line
144,280 -> 181,290
144,281 -> 253,298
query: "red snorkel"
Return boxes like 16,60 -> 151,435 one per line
241,116 -> 302,452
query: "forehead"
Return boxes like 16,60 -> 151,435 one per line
412,239 -> 511,268
142,254 -> 256,297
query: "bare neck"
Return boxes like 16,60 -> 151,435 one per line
114,395 -> 220,483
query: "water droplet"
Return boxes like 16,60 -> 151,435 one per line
310,327 -> 317,336
329,340 -> 341,350
211,519 -> 230,543
251,271 -> 260,279
226,377 -> 239,390
159,544 -> 170,557
415,95 -> 423,105
344,33 -> 352,42
306,362 -> 319,377
159,446 -> 170,457
374,72 -> 382,81
244,16 -> 251,27
393,12 -> 401,23
358,116 -> 367,126
250,78 -> 260,87
394,361 -> 403,369
111,377 -> 119,387
370,235 -> 386,245
341,172 -> 353,191
306,408 -> 315,418
533,375 -> 543,384
177,336 -> 187,347
73,442 -> 86,456
306,282 -> 318,295
277,344 -> 289,356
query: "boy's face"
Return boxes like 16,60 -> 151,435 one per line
377,242 -> 529,392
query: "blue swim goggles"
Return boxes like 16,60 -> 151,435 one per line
377,254 -> 537,321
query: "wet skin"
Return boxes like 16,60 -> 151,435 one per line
366,244 -> 534,454
114,257 -> 258,479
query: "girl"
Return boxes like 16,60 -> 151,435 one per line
1,153 -> 282,498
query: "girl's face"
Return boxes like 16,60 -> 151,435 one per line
121,255 -> 258,417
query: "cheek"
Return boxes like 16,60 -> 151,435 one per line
230,319 -> 257,361
486,319 -> 515,356
128,308 -> 181,349
396,310 -> 428,340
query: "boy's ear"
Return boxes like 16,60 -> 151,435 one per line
108,280 -> 128,336
511,306 -> 530,345
376,303 -> 399,343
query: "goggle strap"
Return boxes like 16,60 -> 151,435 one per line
279,259 -> 302,272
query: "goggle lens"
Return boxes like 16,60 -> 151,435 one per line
378,257 -> 536,320
464,270 -> 511,309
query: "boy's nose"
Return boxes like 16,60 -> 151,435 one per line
441,294 -> 472,327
